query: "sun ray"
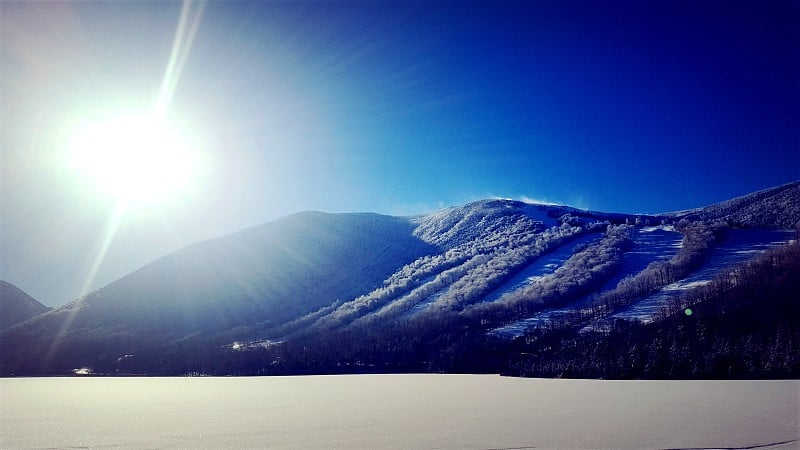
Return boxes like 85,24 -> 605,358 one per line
47,1 -> 207,370
155,0 -> 207,118
43,202 -> 126,368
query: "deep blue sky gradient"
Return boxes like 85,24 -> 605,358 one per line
2,0 -> 798,305
168,0 -> 800,213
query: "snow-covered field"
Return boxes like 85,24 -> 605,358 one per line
1,376 -> 797,450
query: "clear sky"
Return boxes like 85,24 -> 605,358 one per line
2,0 -> 799,306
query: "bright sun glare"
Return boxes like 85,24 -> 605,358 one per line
70,115 -> 194,205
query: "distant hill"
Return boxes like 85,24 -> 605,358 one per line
666,181 -> 800,229
0,281 -> 51,330
0,212 -> 435,374
1,181 -> 798,377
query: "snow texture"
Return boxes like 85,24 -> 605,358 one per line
1,376 -> 796,450
490,226 -> 682,337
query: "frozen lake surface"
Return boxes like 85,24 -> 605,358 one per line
1,375 -> 797,449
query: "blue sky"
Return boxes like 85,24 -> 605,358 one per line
2,0 -> 798,305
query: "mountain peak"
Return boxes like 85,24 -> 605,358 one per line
0,281 -> 51,330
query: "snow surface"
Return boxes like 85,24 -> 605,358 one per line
609,229 -> 795,323
481,232 -> 603,304
597,226 -> 682,286
404,287 -> 448,317
521,203 -> 560,227
1,376 -> 796,450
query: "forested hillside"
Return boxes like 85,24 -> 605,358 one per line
504,241 -> 800,378
179,239 -> 799,379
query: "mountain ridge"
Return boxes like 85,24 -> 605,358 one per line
664,180 -> 800,228
1,181 -> 798,376
0,281 -> 51,331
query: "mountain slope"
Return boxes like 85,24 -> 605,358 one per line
0,281 -> 51,330
1,181 -> 798,377
0,212 -> 436,374
666,180 -> 800,228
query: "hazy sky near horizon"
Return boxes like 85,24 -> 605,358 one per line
2,0 -> 799,306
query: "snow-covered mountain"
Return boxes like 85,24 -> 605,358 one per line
0,212 -> 434,374
665,180 -> 800,228
0,281 -> 51,330
1,182 -> 798,376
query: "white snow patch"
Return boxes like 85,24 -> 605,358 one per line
482,233 -> 602,304
521,204 -> 559,227
639,225 -> 677,233
228,339 -> 283,351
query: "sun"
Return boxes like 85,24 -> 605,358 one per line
70,115 -> 195,205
